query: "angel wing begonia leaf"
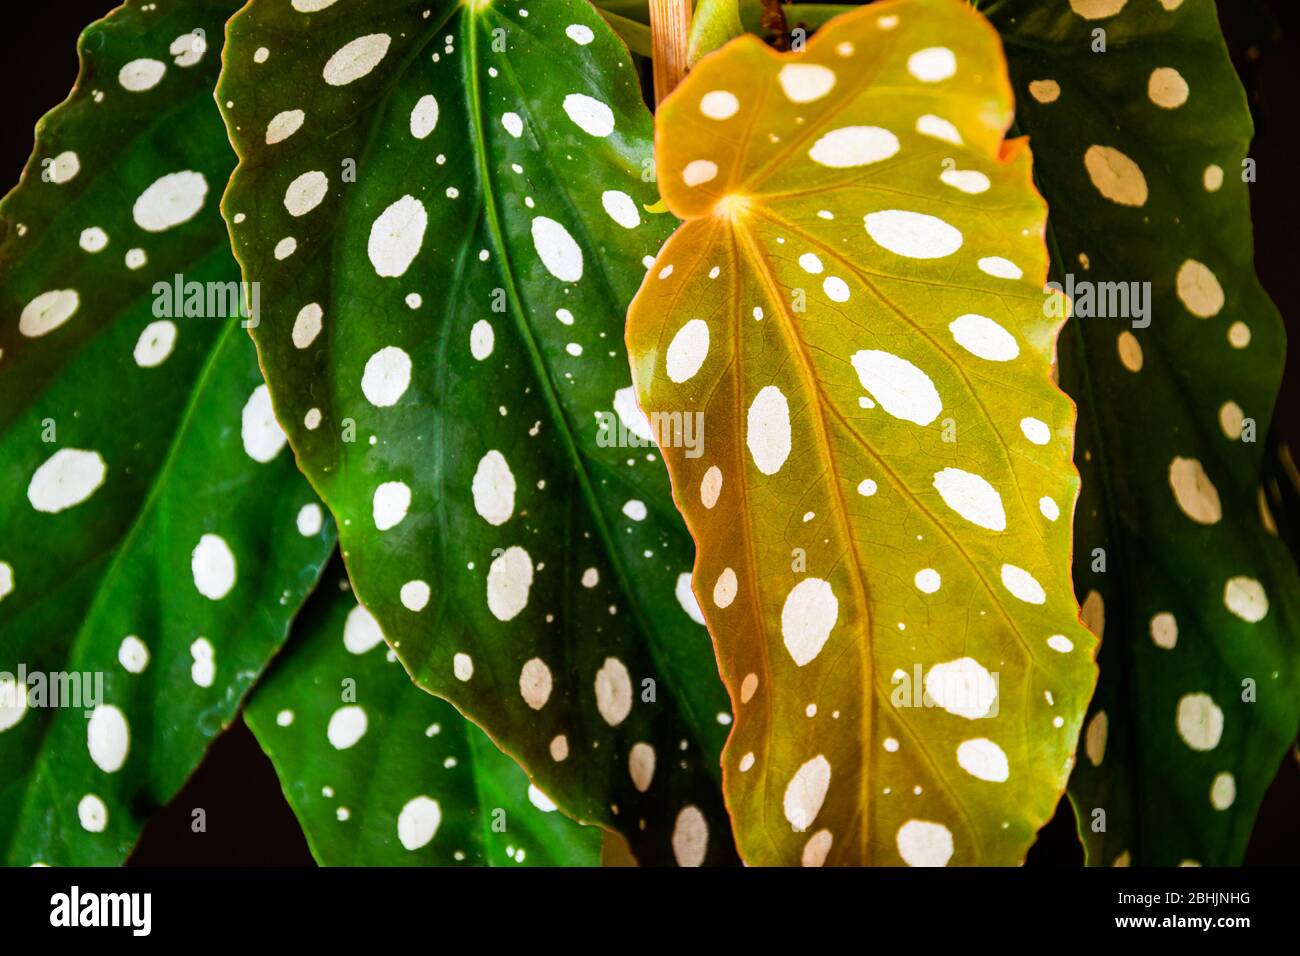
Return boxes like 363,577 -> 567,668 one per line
0,0 -> 335,866
247,558 -> 601,866
627,0 -> 1097,866
982,0 -> 1300,866
217,0 -> 736,865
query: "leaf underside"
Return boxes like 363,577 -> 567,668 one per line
247,557 -> 601,866
218,0 -> 736,864
0,0 -> 334,866
983,0 -> 1300,866
628,0 -> 1097,866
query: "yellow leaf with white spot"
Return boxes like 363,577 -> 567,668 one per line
627,0 -> 1097,866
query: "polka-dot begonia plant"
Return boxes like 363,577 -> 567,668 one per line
0,0 -> 1294,869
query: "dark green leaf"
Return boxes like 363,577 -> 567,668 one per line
0,0 -> 334,866
218,0 -> 735,865
599,9 -> 654,57
247,556 -> 601,866
983,0 -> 1300,865
1261,433 -> 1300,565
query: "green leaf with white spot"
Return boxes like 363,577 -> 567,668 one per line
0,0 -> 335,866
981,0 -> 1300,865
217,0 -> 736,865
247,557 -> 601,866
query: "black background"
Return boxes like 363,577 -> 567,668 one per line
1,0 -> 1295,867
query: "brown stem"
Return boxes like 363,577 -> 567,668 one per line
650,0 -> 693,106
760,0 -> 789,51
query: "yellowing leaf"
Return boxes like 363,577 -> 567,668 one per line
627,0 -> 1097,865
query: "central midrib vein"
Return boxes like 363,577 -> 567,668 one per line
463,13 -> 718,772
730,214 -> 877,863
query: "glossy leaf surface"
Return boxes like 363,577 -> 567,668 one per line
983,0 -> 1300,866
247,558 -> 601,866
628,0 -> 1096,865
0,0 -> 334,865
218,0 -> 734,864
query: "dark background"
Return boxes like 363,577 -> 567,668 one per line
1,1 -> 1295,866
